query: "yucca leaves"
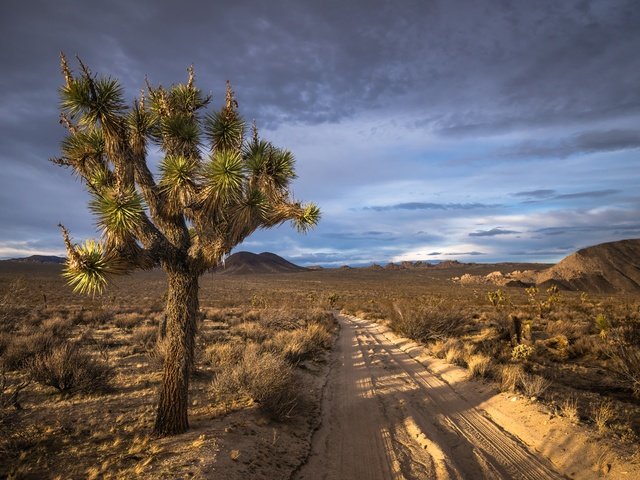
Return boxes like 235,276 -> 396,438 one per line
231,188 -> 267,228
267,148 -> 296,189
246,141 -> 296,195
60,128 -> 105,162
62,239 -> 125,295
168,83 -> 210,115
204,110 -> 245,151
89,186 -> 144,240
159,155 -> 198,209
200,149 -> 245,211
60,76 -> 125,128
293,203 -> 321,233
87,165 -> 113,190
160,114 -> 200,155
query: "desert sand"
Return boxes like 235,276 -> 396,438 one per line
296,314 -> 640,479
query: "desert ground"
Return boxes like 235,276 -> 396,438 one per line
1,258 -> 640,479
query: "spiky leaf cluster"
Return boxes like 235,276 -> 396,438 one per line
159,155 -> 198,211
89,186 -> 144,241
62,239 -> 125,295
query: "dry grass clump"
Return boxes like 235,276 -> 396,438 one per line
430,339 -> 448,359
206,341 -> 244,368
211,344 -> 299,420
129,325 -> 158,354
27,341 -> 113,394
40,316 -> 73,336
499,364 -> 524,392
230,321 -> 270,343
1,330 -> 61,371
608,321 -> 640,398
443,339 -> 466,366
268,323 -> 333,364
387,300 -> 465,342
592,400 -> 615,433
560,395 -> 580,424
467,354 -> 492,379
519,373 -> 551,399
113,312 -> 146,331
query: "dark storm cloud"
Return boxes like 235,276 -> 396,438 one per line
365,202 -> 500,212
1,0 -> 639,263
469,228 -> 521,237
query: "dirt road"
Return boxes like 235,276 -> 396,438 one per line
295,314 -> 564,480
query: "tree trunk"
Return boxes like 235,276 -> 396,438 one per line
153,269 -> 199,436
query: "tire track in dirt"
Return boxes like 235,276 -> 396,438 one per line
295,314 -> 565,480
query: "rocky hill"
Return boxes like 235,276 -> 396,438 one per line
3,255 -> 66,264
536,239 -> 640,293
213,252 -> 306,275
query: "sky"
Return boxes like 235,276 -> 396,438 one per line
1,0 -> 639,266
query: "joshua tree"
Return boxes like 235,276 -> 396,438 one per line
52,54 -> 320,435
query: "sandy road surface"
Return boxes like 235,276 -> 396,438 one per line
295,315 -> 564,480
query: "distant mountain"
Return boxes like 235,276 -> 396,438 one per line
213,251 -> 307,275
536,239 -> 640,293
3,255 -> 66,264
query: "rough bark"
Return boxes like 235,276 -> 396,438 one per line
153,269 -> 199,436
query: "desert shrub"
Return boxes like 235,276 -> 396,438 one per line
560,395 -> 580,424
511,344 -> 535,361
230,321 -> 270,343
206,341 -> 244,368
113,312 -> 145,331
1,372 -> 29,420
27,341 -> 113,394
147,336 -> 170,368
430,339 -> 447,358
268,323 -> 333,364
467,354 -> 492,378
443,339 -> 466,366
0,332 -> 10,357
488,311 -> 520,343
499,364 -> 523,392
608,341 -> 640,398
130,325 -> 158,354
519,373 -> 551,398
1,331 -> 60,371
592,400 -> 615,433
211,345 -> 298,420
545,318 -> 589,342
595,314 -> 609,336
389,300 -> 465,343
543,334 -> 570,360
40,316 -> 73,336
73,308 -> 113,326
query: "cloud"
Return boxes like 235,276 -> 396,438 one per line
469,228 -> 521,237
1,0 -> 639,266
554,189 -> 620,200
512,190 -> 556,198
365,202 -> 501,211
501,130 -> 640,160
517,189 -> 621,204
